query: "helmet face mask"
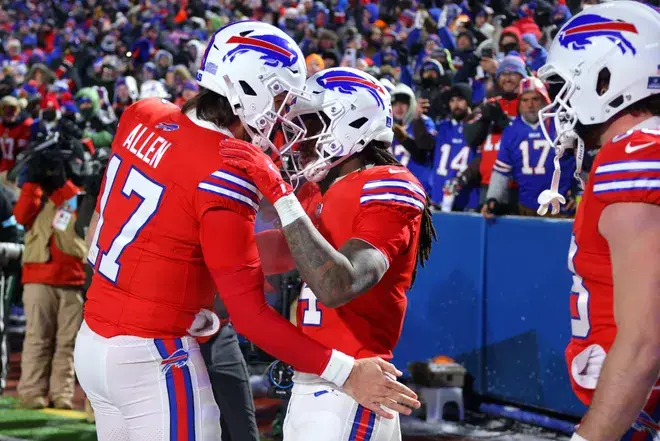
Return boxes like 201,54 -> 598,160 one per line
277,67 -> 394,186
538,69 -> 579,151
280,100 -> 354,185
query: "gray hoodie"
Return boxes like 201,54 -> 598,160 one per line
391,83 -> 417,127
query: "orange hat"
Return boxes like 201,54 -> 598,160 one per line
306,53 -> 325,70
374,19 -> 387,29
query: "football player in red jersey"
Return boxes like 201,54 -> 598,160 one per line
74,24 -> 418,441
222,67 -> 436,441
536,3 -> 660,441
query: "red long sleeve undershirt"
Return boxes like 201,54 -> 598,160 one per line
199,207 -> 331,376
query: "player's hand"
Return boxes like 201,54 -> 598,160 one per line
343,357 -> 421,419
219,139 -> 293,206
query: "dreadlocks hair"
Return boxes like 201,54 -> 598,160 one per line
360,141 -> 438,285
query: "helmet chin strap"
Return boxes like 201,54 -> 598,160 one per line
537,128 -> 585,216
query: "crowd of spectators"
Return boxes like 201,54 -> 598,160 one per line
0,0 -> 658,427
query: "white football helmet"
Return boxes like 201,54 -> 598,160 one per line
196,20 -> 309,151
536,1 -> 660,215
280,67 -> 394,184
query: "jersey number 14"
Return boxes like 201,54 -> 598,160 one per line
87,154 -> 165,283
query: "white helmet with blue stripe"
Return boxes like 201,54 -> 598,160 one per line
196,20 -> 309,152
280,67 -> 394,184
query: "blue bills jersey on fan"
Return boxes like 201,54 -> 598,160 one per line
430,119 -> 479,210
492,118 -> 576,210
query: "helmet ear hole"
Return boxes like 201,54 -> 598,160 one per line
596,67 -> 610,97
608,95 -> 624,109
239,81 -> 257,96
348,117 -> 368,129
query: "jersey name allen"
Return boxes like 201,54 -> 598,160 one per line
121,123 -> 172,168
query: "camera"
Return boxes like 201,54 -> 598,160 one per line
8,121 -> 89,189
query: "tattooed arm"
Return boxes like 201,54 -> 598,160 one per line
282,215 -> 389,308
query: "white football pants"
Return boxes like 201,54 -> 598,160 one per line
283,373 -> 401,441
74,320 -> 221,441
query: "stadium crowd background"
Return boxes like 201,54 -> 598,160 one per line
0,0 -> 658,433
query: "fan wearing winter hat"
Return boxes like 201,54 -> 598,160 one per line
463,55 -> 529,206
483,77 -> 576,218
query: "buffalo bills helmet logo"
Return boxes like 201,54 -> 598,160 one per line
155,122 -> 179,132
558,14 -> 639,55
632,410 -> 660,437
316,70 -> 385,109
161,348 -> 189,374
222,34 -> 298,68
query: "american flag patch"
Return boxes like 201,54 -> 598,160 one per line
206,62 -> 218,75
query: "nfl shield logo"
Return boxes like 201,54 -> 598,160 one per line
315,203 -> 323,217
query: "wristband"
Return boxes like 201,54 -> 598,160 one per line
273,194 -> 307,227
570,433 -> 589,441
320,349 -> 355,388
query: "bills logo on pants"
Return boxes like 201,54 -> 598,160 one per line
155,339 -> 196,441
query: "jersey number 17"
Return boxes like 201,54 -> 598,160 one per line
87,154 -> 165,283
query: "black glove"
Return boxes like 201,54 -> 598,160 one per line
395,43 -> 410,67
481,101 -> 507,123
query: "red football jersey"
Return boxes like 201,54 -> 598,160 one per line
296,166 -> 425,361
85,98 -> 258,339
478,97 -> 519,185
566,119 -> 660,405
0,118 -> 33,172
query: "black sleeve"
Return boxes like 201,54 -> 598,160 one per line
400,138 -> 431,164
0,188 -> 19,243
463,115 -> 491,148
411,119 -> 436,152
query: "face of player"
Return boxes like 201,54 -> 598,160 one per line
519,91 -> 544,124
498,72 -> 523,95
449,96 -> 469,122
296,113 -> 324,168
